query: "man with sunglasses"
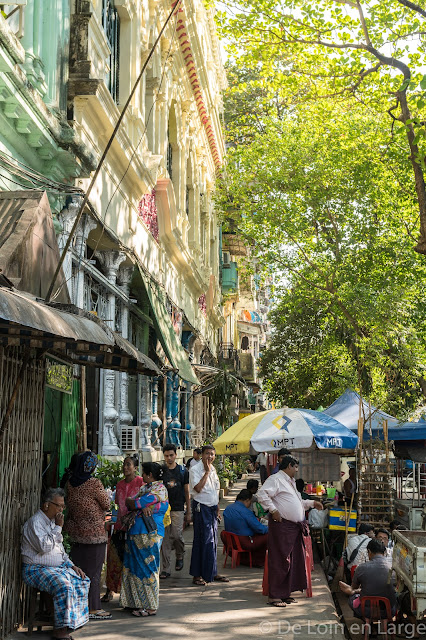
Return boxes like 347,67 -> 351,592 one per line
21,487 -> 90,639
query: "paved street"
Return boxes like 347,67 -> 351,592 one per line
14,479 -> 343,640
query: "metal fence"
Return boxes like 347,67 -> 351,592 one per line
0,346 -> 46,638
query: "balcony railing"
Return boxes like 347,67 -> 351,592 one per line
218,343 -> 240,371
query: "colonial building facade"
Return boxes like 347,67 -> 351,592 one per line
0,0 -> 226,471
60,0 -> 226,458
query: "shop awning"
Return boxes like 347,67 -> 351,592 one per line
0,286 -> 162,376
139,272 -> 199,385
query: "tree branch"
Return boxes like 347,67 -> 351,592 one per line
397,0 -> 426,19
356,1 -> 372,46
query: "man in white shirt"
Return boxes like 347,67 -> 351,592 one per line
257,455 -> 323,607
255,452 -> 268,484
189,445 -> 230,586
21,487 -> 90,639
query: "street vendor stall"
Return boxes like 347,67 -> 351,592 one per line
213,407 -> 359,560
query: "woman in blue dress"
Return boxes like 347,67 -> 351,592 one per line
119,462 -> 169,617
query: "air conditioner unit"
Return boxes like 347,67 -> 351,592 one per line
222,251 -> 231,265
121,426 -> 138,451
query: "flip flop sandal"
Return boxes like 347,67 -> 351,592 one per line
267,600 -> 287,608
192,577 -> 207,586
89,610 -> 112,620
175,558 -> 184,571
283,598 -> 297,604
159,571 -> 170,579
213,575 -> 230,582
132,609 -> 145,617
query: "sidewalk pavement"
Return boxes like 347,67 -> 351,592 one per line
13,477 -> 344,640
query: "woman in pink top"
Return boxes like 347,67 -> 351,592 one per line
64,451 -> 111,620
102,455 -> 144,602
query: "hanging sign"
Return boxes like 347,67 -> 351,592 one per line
46,356 -> 73,394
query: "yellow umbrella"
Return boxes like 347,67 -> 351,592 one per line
213,409 -> 279,455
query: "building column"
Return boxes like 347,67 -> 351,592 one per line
169,373 -> 182,448
58,198 -> 81,300
97,251 -> 126,455
151,377 -> 162,448
165,372 -> 174,444
118,266 -> 134,431
138,375 -> 154,452
74,214 -> 97,307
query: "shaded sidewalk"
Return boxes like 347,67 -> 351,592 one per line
12,477 -> 344,640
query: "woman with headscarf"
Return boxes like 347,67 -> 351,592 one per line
64,451 -> 111,620
119,462 -> 169,617
101,454 -> 144,602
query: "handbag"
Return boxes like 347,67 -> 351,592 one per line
140,513 -> 157,533
121,510 -> 157,533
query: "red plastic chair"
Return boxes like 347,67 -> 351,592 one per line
360,596 -> 395,640
351,564 -> 358,580
221,531 -> 253,569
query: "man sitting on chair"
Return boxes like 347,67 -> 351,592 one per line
339,539 -> 397,619
222,489 -> 268,567
22,488 -> 90,639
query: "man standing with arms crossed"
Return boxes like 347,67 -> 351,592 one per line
257,455 -> 323,607
160,444 -> 191,579
189,445 -> 230,586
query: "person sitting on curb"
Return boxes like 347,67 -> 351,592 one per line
356,528 -> 393,569
222,489 -> 268,567
343,523 -> 375,581
339,539 -> 397,620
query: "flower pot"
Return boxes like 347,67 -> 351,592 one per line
220,479 -> 229,489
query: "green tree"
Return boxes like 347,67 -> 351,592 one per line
218,0 -> 426,253
218,106 -> 426,415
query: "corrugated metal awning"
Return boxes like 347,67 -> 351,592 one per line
0,286 -> 162,376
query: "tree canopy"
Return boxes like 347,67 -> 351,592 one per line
218,0 -> 426,253
218,84 -> 426,414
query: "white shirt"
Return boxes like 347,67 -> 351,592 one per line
256,453 -> 267,466
189,460 -> 220,507
22,510 -> 72,567
189,458 -> 199,468
345,534 -> 371,568
257,471 -> 315,523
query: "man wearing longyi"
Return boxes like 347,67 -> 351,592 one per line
257,455 -> 323,607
